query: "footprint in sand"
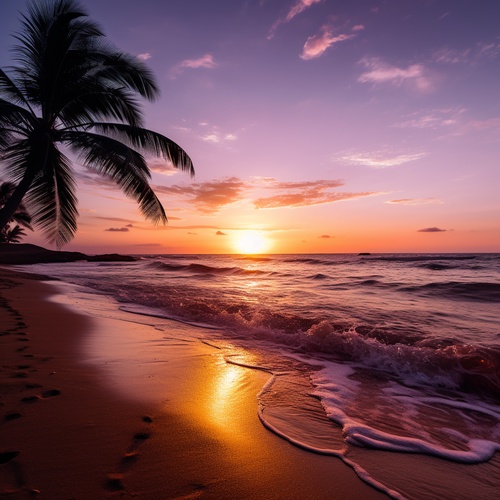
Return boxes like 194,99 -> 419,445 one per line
104,416 -> 154,492
0,451 -> 19,465
3,412 -> 22,422
20,389 -> 61,403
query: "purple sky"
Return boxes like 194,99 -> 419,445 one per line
1,0 -> 499,253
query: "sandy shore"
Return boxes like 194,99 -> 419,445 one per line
0,267 -> 387,499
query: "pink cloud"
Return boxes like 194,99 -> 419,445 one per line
386,198 -> 443,206
269,0 -> 323,38
341,150 -> 426,168
358,57 -> 435,92
300,28 -> 355,60
137,53 -> 152,61
180,54 -> 216,69
170,54 -> 217,77
286,0 -> 323,22
254,179 -> 377,209
155,177 -> 246,214
147,158 -> 178,175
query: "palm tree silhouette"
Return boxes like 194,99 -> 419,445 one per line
0,0 -> 194,248
0,181 -> 33,243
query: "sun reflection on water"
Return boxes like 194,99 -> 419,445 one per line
207,362 -> 246,434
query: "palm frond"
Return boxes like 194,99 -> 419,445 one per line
86,123 -> 195,176
63,131 -> 167,224
57,85 -> 143,128
0,69 -> 31,109
0,99 -> 36,134
26,143 -> 78,247
88,48 -> 159,101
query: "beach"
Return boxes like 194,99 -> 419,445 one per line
0,266 -> 386,499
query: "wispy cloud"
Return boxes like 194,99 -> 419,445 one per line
147,158 -> 178,175
300,26 -> 355,60
358,57 -> 435,92
387,198 -> 443,205
432,47 -> 471,65
432,38 -> 500,65
395,108 -> 466,129
137,53 -> 152,61
269,0 -> 323,38
253,179 -> 377,209
174,119 -> 239,145
202,132 -> 238,144
341,149 -> 426,168
418,227 -> 447,233
319,234 -> 333,238
104,227 -> 130,232
170,53 -> 217,77
92,216 -> 137,223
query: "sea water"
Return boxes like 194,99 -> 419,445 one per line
22,253 -> 500,499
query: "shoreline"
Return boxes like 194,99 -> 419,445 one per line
0,266 -> 386,499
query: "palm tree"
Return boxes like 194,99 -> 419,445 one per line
1,225 -> 28,244
0,0 -> 193,248
0,181 -> 33,243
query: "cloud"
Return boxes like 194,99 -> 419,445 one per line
341,149 -> 426,168
216,230 -> 227,236
254,179 -> 377,209
319,234 -> 333,238
171,54 -> 217,77
417,227 -> 447,233
104,227 -> 130,232
300,27 -> 355,60
137,53 -> 152,61
92,216 -> 137,223
432,47 -> 471,65
432,39 -> 500,65
358,57 -> 435,92
202,132 -> 238,144
477,40 -> 500,59
395,108 -> 466,130
180,53 -> 216,69
269,0 -> 323,38
155,177 -> 246,214
202,134 -> 220,143
147,158 -> 178,176
387,198 -> 443,206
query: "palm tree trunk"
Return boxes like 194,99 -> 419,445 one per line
0,169 -> 38,233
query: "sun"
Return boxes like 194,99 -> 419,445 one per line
233,231 -> 270,254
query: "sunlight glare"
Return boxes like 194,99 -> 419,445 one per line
234,231 -> 270,254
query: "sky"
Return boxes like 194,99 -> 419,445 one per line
1,0 -> 499,254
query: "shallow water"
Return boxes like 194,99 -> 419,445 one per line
23,253 -> 500,498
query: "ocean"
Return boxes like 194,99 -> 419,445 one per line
22,253 -> 500,499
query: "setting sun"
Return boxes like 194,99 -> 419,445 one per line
233,231 -> 270,254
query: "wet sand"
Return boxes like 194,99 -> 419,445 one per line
0,267 -> 387,499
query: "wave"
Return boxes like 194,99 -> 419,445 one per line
401,281 -> 500,302
146,261 -> 268,276
370,255 -> 479,263
120,286 -> 500,398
